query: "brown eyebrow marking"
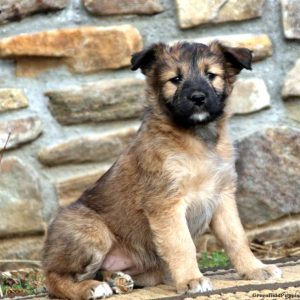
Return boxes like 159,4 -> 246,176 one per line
160,69 -> 178,83
207,64 -> 224,76
197,57 -> 222,75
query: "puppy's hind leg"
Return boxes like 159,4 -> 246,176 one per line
45,248 -> 114,300
43,206 -> 116,299
46,272 -> 113,300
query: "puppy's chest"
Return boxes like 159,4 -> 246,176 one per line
164,151 -> 234,237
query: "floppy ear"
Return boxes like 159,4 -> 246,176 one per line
222,46 -> 252,71
131,43 -> 166,74
210,41 -> 252,75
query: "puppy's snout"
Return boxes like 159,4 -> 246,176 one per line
189,91 -> 206,106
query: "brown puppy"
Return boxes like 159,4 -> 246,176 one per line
43,41 -> 282,300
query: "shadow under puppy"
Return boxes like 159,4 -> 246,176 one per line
43,41 -> 282,300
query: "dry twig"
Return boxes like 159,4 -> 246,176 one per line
0,131 -> 11,167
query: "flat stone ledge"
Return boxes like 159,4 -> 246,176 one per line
0,0 -> 68,25
0,116 -> 43,150
281,0 -> 300,39
282,58 -> 300,99
0,25 -> 143,76
38,127 -> 138,166
0,89 -> 28,113
46,79 -> 145,125
228,78 -> 271,115
83,0 -> 164,16
176,0 -> 265,29
172,34 -> 272,62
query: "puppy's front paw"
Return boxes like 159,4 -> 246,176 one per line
89,282 -> 113,299
177,276 -> 213,294
243,264 -> 282,280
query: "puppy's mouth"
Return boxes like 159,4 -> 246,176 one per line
187,98 -> 214,124
190,112 -> 210,122
189,94 -> 226,124
165,90 -> 225,127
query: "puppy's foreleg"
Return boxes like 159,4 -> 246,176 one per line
146,203 -> 212,294
210,189 -> 282,280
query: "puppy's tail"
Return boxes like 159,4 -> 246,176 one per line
45,271 -> 108,300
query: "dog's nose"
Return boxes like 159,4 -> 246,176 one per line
189,91 -> 206,105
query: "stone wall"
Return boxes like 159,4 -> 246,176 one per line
0,0 -> 299,261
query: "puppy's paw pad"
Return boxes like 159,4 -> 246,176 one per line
188,276 -> 213,293
89,282 -> 113,299
107,272 -> 134,294
177,276 -> 213,294
244,265 -> 282,280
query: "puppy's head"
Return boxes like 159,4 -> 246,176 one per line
131,41 -> 252,127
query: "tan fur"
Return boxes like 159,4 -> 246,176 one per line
163,81 -> 177,99
43,42 -> 281,300
197,57 -> 221,74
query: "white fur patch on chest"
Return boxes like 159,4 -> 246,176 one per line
164,152 -> 234,238
185,189 -> 218,238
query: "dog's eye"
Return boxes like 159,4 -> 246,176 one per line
169,75 -> 183,85
206,73 -> 216,81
